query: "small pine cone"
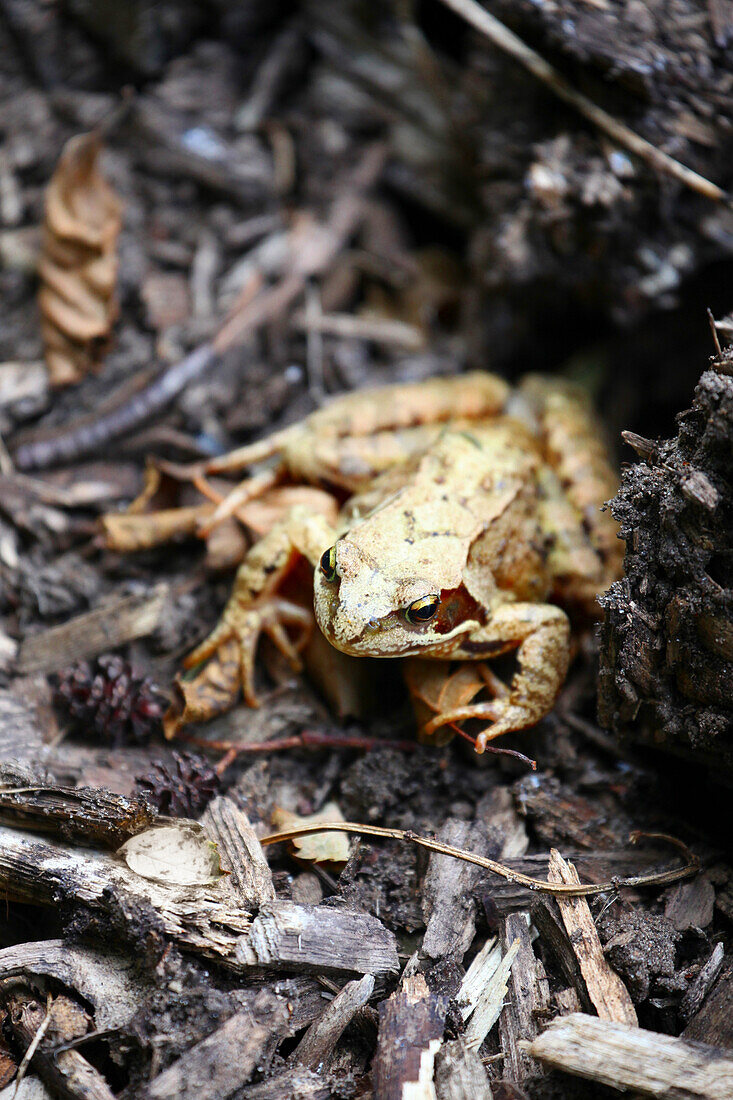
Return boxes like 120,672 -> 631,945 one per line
134,752 -> 220,818
53,655 -> 166,745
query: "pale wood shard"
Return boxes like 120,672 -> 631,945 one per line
498,912 -> 549,1083
147,993 -> 288,1100
433,1038 -> 493,1099
201,795 -> 275,908
547,849 -> 637,1026
292,973 -> 374,1070
457,937 -> 501,1022
0,1079 -> 52,1100
16,583 -> 169,673
236,900 -> 400,978
463,938 -> 520,1051
373,973 -> 446,1100
522,1012 -> 733,1099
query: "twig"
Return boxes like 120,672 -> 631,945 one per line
177,728 -> 419,762
261,823 -> 699,897
12,144 -> 387,471
438,0 -> 731,208
291,308 -> 425,350
707,308 -> 723,356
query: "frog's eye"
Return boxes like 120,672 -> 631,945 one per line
406,595 -> 440,624
319,546 -> 337,582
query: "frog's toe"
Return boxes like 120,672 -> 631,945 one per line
184,598 -> 312,707
474,704 -> 536,752
184,621 -> 234,669
421,701 -> 502,741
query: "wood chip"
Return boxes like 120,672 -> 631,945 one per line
147,993 -> 287,1100
547,849 -> 637,1025
683,960 -> 733,1048
664,876 -> 715,931
680,943 -> 725,1023
530,898 -> 592,1013
422,817 -> 489,964
373,972 -> 446,1100
16,583 -> 169,673
292,973 -> 374,1070
0,783 -> 155,848
461,937 -> 520,1051
236,901 -> 399,979
522,1012 -> 733,1099
498,911 -> 549,1083
236,1066 -> 333,1099
434,1037 -> 493,1099
201,795 -> 275,908
0,826 -> 397,978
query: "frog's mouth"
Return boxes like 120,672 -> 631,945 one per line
314,593 -> 477,658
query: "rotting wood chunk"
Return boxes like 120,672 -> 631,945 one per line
599,364 -> 733,772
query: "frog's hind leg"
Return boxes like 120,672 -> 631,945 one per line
439,602 -> 570,751
519,375 -> 623,612
201,373 -> 513,489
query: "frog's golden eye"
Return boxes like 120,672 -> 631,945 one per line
320,546 -> 337,582
406,595 -> 440,624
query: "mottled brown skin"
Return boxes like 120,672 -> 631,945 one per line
186,373 -> 621,751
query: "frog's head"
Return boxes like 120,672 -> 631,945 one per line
313,536 -> 480,657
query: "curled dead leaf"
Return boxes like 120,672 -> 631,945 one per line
405,658 -> 487,745
163,637 -> 241,739
38,131 -> 122,387
102,505 -> 214,553
271,801 -> 351,864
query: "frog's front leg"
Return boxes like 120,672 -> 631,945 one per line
184,506 -> 336,705
422,603 -> 570,751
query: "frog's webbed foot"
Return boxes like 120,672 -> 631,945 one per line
184,594 -> 312,707
445,602 -> 570,753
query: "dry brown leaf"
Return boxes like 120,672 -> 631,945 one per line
38,131 -> 122,387
102,504 -> 214,552
163,637 -> 241,739
271,801 -> 351,864
405,659 -> 487,745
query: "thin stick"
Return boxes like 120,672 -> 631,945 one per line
177,728 -> 420,758
707,308 -> 723,356
438,0 -> 731,208
261,823 -> 699,897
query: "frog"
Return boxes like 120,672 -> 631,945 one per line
183,371 -> 622,751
